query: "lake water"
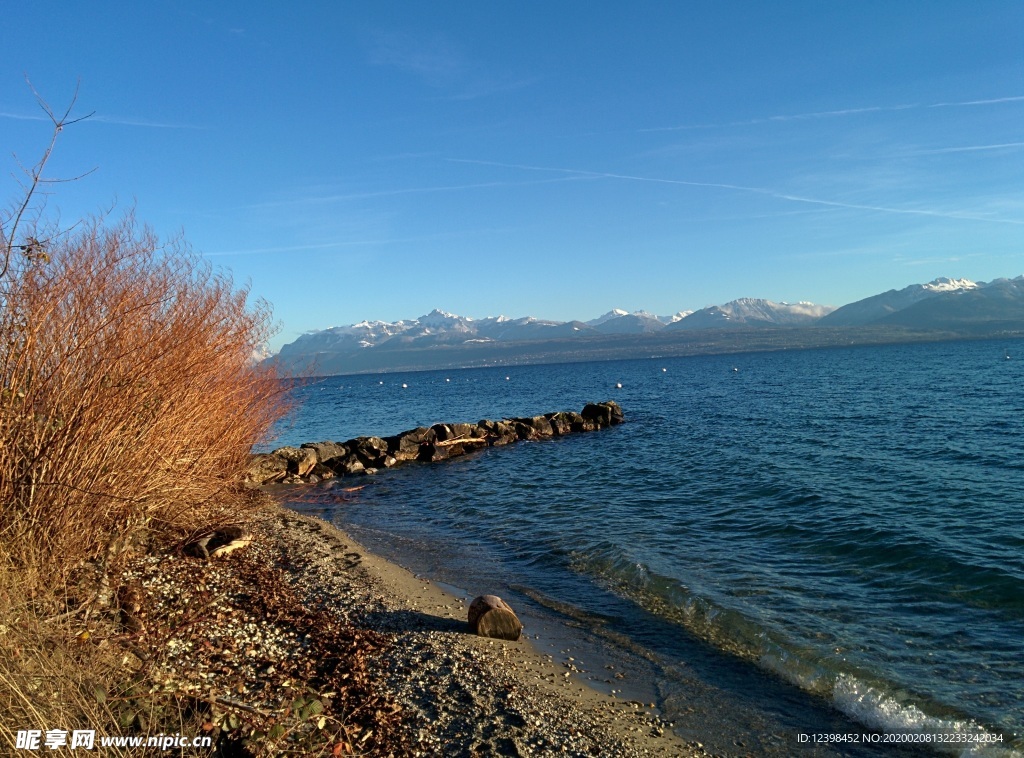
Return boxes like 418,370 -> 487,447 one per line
269,338 -> 1024,756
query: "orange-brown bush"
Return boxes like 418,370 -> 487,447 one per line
0,213 -> 286,589
0,90 -> 289,755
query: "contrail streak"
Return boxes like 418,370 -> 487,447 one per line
908,142 -> 1024,155
641,95 -> 1024,132
447,158 -> 1024,225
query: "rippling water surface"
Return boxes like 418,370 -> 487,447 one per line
270,339 -> 1024,756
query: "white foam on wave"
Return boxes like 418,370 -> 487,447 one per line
832,675 -> 1020,757
572,548 -> 1022,756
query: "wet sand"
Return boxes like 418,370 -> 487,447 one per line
260,502 -> 706,756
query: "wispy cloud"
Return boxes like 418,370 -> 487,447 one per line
642,95 -> 1024,133
904,142 -> 1024,155
90,115 -> 204,129
896,254 -> 976,266
204,227 -> 512,257
204,241 -> 348,257
768,190 -> 1023,224
367,29 -> 533,101
432,76 -> 539,102
680,207 -> 838,223
0,111 -> 49,122
929,96 -> 1024,108
368,30 -> 464,87
448,158 -> 1024,225
240,175 -> 587,211
0,110 -> 202,129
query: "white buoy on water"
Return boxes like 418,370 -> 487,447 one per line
402,383 -> 408,388
616,382 -> 623,389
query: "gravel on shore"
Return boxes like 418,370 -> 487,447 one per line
114,499 -> 711,756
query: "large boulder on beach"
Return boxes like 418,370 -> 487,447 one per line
468,595 -> 523,641
271,446 -> 318,477
244,453 -> 289,485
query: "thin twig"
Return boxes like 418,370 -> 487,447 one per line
1,78 -> 95,280
211,696 -> 271,717
41,591 -> 98,624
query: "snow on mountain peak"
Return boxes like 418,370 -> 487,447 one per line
661,310 -> 693,323
586,309 -> 630,326
922,277 -> 977,292
418,308 -> 471,326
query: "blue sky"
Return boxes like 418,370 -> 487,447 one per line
3,2 -> 1022,351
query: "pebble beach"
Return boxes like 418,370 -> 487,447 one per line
118,499 -> 707,756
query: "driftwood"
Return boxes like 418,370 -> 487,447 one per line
432,434 -> 488,448
468,595 -> 523,641
184,526 -> 252,560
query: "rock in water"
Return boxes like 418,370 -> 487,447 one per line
468,595 -> 523,641
247,401 -> 625,486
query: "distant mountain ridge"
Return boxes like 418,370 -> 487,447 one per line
819,277 -> 980,326
666,298 -> 835,330
274,276 -> 1024,375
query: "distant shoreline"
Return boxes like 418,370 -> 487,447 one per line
276,326 -> 1024,378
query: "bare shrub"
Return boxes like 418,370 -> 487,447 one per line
0,86 -> 287,754
0,214 -> 285,588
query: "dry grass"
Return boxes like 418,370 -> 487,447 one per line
0,612 -> 174,757
0,211 -> 286,753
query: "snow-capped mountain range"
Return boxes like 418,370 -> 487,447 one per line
274,276 -> 1024,374
283,298 -> 841,356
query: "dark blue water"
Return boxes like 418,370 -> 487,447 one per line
268,339 -> 1024,756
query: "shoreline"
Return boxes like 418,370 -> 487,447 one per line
259,501 -> 703,756
106,491 -> 953,756
115,497 -> 704,755
283,491 -> 950,758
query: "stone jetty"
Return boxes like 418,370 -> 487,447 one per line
245,400 -> 624,486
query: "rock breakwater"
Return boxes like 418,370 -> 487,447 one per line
246,401 -> 624,486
